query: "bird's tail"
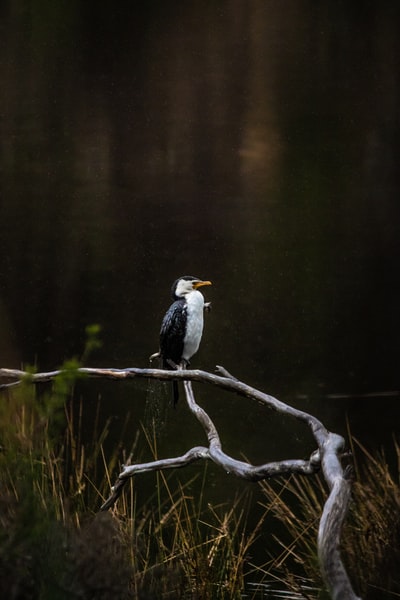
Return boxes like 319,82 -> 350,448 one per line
159,355 -> 179,407
149,351 -> 180,406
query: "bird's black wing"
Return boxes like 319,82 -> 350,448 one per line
159,299 -> 187,368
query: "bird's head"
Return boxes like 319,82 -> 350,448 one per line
172,276 -> 212,299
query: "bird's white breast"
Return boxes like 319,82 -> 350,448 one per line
182,290 -> 204,361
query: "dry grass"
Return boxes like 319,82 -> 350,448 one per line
344,437 -> 400,598
0,372 -> 268,599
257,437 -> 400,599
1,360 -> 399,599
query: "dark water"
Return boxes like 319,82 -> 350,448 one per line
1,0 -> 399,555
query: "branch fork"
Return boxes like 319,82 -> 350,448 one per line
0,365 -> 361,599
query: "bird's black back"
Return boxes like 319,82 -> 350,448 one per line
159,299 -> 187,368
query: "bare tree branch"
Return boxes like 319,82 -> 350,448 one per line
318,466 -> 360,600
100,445 -> 210,511
0,365 -> 361,599
0,365 -> 328,436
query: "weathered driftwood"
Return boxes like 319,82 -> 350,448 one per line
0,365 -> 361,599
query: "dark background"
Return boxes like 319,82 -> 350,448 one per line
1,0 -> 399,501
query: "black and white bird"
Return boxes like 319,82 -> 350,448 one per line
157,276 -> 212,404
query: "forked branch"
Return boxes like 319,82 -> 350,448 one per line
0,365 -> 361,599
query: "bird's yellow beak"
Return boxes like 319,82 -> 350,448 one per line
193,280 -> 212,289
